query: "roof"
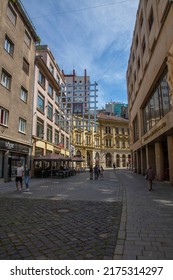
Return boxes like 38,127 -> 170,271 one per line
97,114 -> 129,122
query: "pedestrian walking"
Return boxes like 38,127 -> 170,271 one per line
145,166 -> 155,191
113,163 -> 116,169
94,165 -> 99,180
89,166 -> 93,180
15,162 -> 24,191
100,166 -> 104,180
24,164 -> 31,191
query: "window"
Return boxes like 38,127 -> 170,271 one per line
61,134 -> 65,146
0,107 -> 9,126
86,136 -> 91,145
105,126 -> 111,133
56,75 -> 60,84
7,3 -> 17,26
142,36 -> 146,54
47,125 -> 52,143
116,140 -> 120,148
140,11 -> 143,28
105,139 -> 111,147
55,92 -> 59,104
4,35 -> 14,56
19,118 -> 26,133
66,137 -> 69,150
76,133 -> 81,144
54,110 -> 59,125
24,31 -> 31,47
49,63 -> 54,75
54,130 -> 59,145
137,57 -> 140,70
136,35 -> 138,48
38,71 -> 45,88
47,102 -> 53,120
22,58 -> 29,75
1,69 -> 11,89
143,72 -> 171,134
20,87 -> 28,103
115,127 -> 119,134
132,52 -> 135,62
95,137 -> 99,147
134,71 -> 136,82
148,7 -> 154,31
133,116 -> 139,142
36,118 -> 44,138
37,92 -> 44,113
48,84 -> 53,98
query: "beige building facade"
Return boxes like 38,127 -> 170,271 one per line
32,45 -> 70,162
127,0 -> 173,183
0,0 -> 38,181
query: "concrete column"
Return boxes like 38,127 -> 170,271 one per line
146,144 -> 156,173
155,142 -> 164,180
137,150 -> 141,174
141,147 -> 147,175
167,135 -> 173,185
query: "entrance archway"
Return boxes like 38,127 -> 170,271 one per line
87,151 -> 91,167
122,154 -> 126,167
106,153 -> 112,167
95,152 -> 100,165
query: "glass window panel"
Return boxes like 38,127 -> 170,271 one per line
24,31 -> 31,47
37,93 -> 44,112
1,70 -> 11,89
20,87 -> 28,103
47,125 -> 52,143
47,103 -> 53,120
7,4 -> 17,25
19,118 -> 26,133
4,35 -> 14,56
37,118 -> 44,138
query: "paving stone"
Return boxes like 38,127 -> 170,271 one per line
0,198 -> 122,260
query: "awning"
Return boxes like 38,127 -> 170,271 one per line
33,154 -> 66,161
33,154 -> 84,162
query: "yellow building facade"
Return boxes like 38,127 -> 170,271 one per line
71,114 -> 131,169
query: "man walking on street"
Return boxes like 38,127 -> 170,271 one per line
145,166 -> 155,191
15,162 -> 24,191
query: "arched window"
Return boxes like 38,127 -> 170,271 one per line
106,153 -> 112,167
122,154 -> 126,167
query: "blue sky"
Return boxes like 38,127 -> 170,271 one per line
21,0 -> 139,108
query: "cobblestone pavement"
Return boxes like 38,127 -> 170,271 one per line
0,170 -> 122,260
1,169 -> 173,260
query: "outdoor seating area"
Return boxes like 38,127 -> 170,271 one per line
33,154 -> 83,178
40,168 -> 76,178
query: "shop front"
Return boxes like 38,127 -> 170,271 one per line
0,140 -> 30,182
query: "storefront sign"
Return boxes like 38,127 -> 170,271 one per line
5,141 -> 15,150
0,140 -> 29,153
